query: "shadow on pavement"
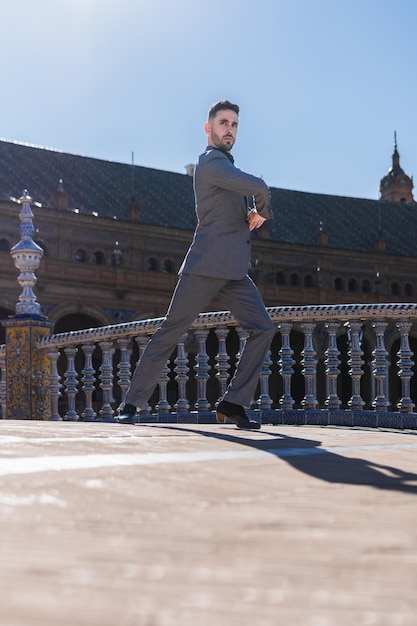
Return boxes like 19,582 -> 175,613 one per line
147,423 -> 417,494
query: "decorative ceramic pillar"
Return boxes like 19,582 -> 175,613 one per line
64,346 -> 79,421
2,192 -> 53,419
98,340 -> 115,421
214,326 -> 230,401
10,190 -> 44,317
278,322 -> 295,410
46,347 -> 61,421
324,321 -> 341,410
116,337 -> 131,408
396,320 -> 415,413
194,328 -> 211,412
258,349 -> 273,410
135,335 -> 151,415
301,322 -> 318,410
156,359 -> 171,415
81,342 -> 97,421
371,320 -> 390,412
174,333 -> 190,415
346,320 -> 365,411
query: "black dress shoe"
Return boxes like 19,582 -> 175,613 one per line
216,400 -> 261,430
117,403 -> 137,424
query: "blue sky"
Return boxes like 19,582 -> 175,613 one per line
2,0 -> 417,200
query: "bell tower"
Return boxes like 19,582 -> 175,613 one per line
379,132 -> 414,203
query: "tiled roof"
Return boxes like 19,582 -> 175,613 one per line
0,139 -> 195,230
269,187 -> 417,256
1,138 -> 416,256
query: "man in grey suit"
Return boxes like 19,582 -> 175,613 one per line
118,99 -> 275,429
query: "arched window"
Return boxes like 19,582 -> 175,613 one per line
334,277 -> 344,291
92,251 -> 105,265
404,283 -> 413,297
348,278 -> 358,292
0,238 -> 10,252
276,271 -> 286,285
290,273 -> 300,287
304,274 -> 314,288
391,282 -> 400,296
361,279 -> 371,293
75,249 -> 87,262
146,257 -> 158,271
163,260 -> 174,273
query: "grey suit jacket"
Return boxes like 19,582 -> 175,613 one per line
179,146 -> 272,280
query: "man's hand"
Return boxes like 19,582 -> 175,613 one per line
247,208 -> 266,231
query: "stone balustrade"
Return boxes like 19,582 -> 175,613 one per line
1,192 -> 416,428
2,302 -> 415,428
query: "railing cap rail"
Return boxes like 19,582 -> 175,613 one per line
35,302 -> 417,350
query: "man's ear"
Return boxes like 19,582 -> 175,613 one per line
204,122 -> 211,137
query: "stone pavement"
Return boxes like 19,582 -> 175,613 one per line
0,420 -> 417,626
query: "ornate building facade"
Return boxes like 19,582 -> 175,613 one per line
379,133 -> 414,203
1,137 -> 417,413
0,135 -> 416,347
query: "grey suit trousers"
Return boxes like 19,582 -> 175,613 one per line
125,273 -> 276,409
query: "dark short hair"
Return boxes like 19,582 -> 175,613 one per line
207,100 -> 240,120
